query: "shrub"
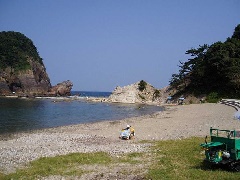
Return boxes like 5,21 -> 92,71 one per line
153,89 -> 161,100
206,92 -> 220,103
138,80 -> 147,92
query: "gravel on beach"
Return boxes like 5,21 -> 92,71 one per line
0,103 -> 240,175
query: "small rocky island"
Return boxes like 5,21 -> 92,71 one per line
0,31 -> 72,97
108,80 -> 167,104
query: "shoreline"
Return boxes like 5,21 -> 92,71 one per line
0,97 -> 164,136
3,103 -> 235,143
0,106 -> 166,140
1,103 -> 240,174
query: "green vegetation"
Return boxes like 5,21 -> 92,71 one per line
0,172 -> 5,180
206,92 -> 221,103
146,137 -> 240,180
119,152 -> 145,164
0,31 -> 43,72
170,24 -> 240,99
138,80 -> 147,91
3,152 -> 112,180
2,138 -> 240,179
153,89 -> 161,100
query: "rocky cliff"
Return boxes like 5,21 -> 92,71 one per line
108,81 -> 164,104
0,31 -> 72,97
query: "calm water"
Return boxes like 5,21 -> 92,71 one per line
0,91 -> 163,134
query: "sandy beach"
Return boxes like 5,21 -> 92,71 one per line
1,103 -> 240,177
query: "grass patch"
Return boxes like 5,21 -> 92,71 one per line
139,139 -> 154,144
146,137 -> 240,180
3,137 -> 240,179
119,152 -> 145,164
3,152 -> 111,180
0,172 -> 5,179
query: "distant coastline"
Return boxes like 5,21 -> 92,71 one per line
71,91 -> 111,97
0,91 -> 111,101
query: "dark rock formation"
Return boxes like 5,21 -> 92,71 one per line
49,80 -> 73,96
0,59 -> 51,96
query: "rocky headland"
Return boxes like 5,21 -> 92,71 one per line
0,31 -> 73,97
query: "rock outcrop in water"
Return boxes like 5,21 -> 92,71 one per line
49,80 -> 73,96
108,80 -> 163,104
0,31 -> 73,97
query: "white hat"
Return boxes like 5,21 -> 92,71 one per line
127,125 -> 130,128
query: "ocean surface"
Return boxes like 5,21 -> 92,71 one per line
0,91 -> 163,134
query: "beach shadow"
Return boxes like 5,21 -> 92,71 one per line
193,161 -> 232,172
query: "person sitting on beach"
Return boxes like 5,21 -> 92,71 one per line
119,125 -> 135,140
125,125 -> 135,138
120,125 -> 130,140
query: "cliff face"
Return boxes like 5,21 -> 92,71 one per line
109,83 -> 139,103
0,58 -> 51,96
108,81 -> 163,104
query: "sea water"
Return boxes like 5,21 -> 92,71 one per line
0,91 -> 163,134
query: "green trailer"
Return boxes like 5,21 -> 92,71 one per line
200,127 -> 240,171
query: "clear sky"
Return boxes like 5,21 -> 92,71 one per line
0,1 -> 239,91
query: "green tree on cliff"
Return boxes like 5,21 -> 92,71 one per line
138,80 -> 147,91
0,31 -> 43,71
170,24 -> 240,98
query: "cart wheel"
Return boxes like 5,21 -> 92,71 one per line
235,163 -> 240,172
230,162 -> 240,172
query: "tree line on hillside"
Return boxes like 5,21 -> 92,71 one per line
0,31 -> 43,72
170,24 -> 240,100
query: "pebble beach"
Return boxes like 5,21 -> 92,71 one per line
0,103 -> 240,175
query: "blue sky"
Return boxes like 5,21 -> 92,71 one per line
0,1 -> 239,91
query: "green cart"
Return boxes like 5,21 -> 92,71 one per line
200,127 -> 240,171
